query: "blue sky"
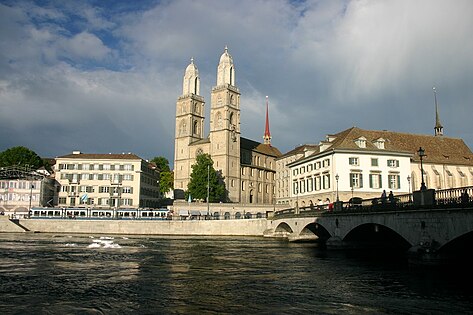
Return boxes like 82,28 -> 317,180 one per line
1,0 -> 472,164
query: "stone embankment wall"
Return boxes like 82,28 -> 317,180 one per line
0,216 -> 27,233
7,218 -> 269,236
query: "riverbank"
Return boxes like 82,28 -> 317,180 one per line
0,216 -> 270,236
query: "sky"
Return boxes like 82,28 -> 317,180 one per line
1,0 -> 472,166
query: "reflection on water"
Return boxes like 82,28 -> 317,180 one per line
0,233 -> 472,314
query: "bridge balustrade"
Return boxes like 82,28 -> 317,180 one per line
273,186 -> 473,218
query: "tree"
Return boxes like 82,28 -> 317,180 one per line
187,153 -> 226,202
151,156 -> 170,172
151,156 -> 173,195
0,146 -> 44,169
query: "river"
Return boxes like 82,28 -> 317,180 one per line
0,233 -> 472,314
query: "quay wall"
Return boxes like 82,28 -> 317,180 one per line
0,216 -> 26,233
8,218 -> 269,236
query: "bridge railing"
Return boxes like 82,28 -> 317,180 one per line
273,186 -> 473,218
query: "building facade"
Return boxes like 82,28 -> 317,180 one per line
54,151 -> 160,209
173,47 -> 281,203
276,127 -> 473,208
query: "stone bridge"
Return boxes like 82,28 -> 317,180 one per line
268,206 -> 473,264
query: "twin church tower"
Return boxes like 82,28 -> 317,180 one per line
174,47 -> 281,203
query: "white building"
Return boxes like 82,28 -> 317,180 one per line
276,127 -> 473,208
54,151 -> 160,209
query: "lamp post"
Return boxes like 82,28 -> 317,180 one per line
207,164 -> 210,217
417,147 -> 426,190
407,175 -> 411,202
295,184 -> 299,214
335,174 -> 340,203
29,181 -> 34,213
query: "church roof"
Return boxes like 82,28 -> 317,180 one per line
241,137 -> 282,158
319,127 -> 473,166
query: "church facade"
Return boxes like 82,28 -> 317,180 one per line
173,47 -> 281,204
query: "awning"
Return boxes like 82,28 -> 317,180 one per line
178,210 -> 189,216
200,210 -> 209,216
190,210 -> 201,216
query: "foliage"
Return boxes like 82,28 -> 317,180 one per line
151,156 -> 170,172
187,154 -> 226,202
0,146 -> 44,169
159,171 -> 174,195
150,156 -> 173,195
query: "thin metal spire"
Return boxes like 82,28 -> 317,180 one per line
433,87 -> 443,136
263,96 -> 272,145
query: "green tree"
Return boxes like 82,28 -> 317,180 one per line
187,153 -> 226,202
0,146 -> 44,169
151,156 -> 170,172
151,156 -> 173,195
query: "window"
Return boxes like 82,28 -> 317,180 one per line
124,164 -> 133,171
122,187 -> 133,194
349,157 -> 359,166
316,162 -> 321,169
369,174 -> 382,189
323,159 -> 330,167
99,186 -> 110,193
293,182 -> 298,194
300,166 -> 305,174
293,169 -> 298,176
350,173 -> 363,188
308,164 -> 313,172
387,159 -> 399,167
355,137 -> 367,148
123,174 -> 133,181
300,180 -> 305,193
323,174 -> 330,189
103,164 -> 111,170
315,176 -> 321,191
241,181 -> 245,191
371,158 -> 378,167
388,174 -> 401,189
307,178 -> 313,192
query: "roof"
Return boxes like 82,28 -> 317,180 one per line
278,144 -> 320,159
57,152 -> 143,161
240,137 -> 282,158
320,127 -> 473,166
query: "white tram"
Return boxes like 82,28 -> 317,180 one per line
29,207 -> 170,220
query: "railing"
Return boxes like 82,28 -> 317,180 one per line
273,186 -> 473,218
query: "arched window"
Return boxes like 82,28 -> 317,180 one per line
193,121 -> 199,135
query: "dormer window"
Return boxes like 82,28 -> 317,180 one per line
373,138 -> 385,149
355,136 -> 367,148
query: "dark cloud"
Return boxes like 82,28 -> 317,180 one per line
0,0 -> 472,164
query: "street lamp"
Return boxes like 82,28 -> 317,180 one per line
417,147 -> 426,190
407,175 -> 412,202
29,181 -> 34,213
207,164 -> 210,217
335,174 -> 340,203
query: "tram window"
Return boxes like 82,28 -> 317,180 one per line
47,211 -> 53,216
55,211 -> 61,216
80,211 -> 86,216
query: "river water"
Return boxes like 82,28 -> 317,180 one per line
0,233 -> 472,315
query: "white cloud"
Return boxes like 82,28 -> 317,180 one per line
0,0 -> 472,161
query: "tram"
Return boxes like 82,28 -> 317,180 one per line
29,207 -> 171,220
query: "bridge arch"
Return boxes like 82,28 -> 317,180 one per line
275,222 -> 293,234
299,222 -> 331,241
343,223 -> 411,250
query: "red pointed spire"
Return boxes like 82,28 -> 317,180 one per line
264,96 -> 272,145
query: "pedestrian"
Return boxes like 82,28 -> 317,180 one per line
388,191 -> 394,203
381,190 -> 387,204
461,189 -> 469,205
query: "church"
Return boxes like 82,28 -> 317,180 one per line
173,47 -> 282,204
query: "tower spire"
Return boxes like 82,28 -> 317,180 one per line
263,96 -> 272,145
433,87 -> 443,136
